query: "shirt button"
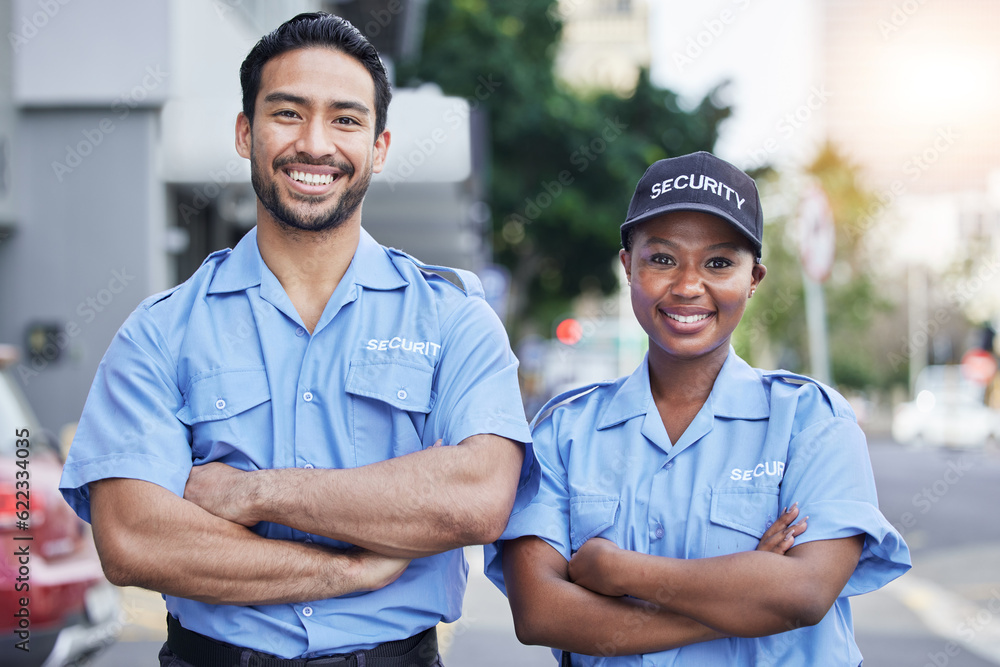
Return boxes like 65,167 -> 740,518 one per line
302,606 -> 313,617
303,463 -> 314,469
303,391 -> 313,402
665,461 -> 674,470
215,399 -> 226,410
654,525 -> 665,539
396,389 -> 407,400
304,537 -> 313,544
295,327 -> 306,337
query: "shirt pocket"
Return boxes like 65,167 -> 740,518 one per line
345,360 -> 435,463
569,494 -> 620,553
703,487 -> 780,556
176,367 -> 271,463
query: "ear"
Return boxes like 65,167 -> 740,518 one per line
619,248 -> 632,285
371,129 -> 391,174
751,262 -> 767,293
235,112 -> 252,160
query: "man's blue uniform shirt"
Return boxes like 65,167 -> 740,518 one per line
60,227 -> 536,658
487,348 -> 910,666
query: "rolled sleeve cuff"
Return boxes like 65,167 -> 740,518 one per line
793,499 -> 911,596
485,501 -> 569,595
59,452 -> 193,523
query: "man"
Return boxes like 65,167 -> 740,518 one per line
59,13 -> 535,667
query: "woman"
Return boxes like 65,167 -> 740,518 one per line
486,152 -> 910,665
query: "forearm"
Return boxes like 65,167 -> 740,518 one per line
517,574 -> 722,655
505,537 -> 721,655
245,435 -> 523,557
90,478 -> 396,605
610,539 -> 862,636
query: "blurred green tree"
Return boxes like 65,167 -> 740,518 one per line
398,0 -> 728,334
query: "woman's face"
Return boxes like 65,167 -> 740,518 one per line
620,211 -> 766,365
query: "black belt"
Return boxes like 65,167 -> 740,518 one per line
166,614 -> 438,667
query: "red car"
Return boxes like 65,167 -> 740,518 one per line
0,345 -> 120,666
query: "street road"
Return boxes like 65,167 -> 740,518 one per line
90,437 -> 1000,667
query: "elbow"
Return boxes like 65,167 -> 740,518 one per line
780,587 -> 836,631
510,608 -> 552,647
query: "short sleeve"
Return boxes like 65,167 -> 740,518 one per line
780,415 -> 911,595
429,297 -> 537,512
484,410 -> 572,595
59,310 -> 192,523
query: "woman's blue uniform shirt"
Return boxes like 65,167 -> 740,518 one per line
486,348 -> 910,666
59,227 -> 537,658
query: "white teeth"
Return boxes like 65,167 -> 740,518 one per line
666,313 -> 710,324
289,170 -> 335,185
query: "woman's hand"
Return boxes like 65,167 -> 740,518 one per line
756,503 -> 808,554
569,537 -> 626,597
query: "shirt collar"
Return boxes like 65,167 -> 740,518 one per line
596,346 -> 769,430
207,226 -> 407,295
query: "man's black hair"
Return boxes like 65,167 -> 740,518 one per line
240,12 -> 391,139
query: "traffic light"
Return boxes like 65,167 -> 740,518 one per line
555,318 -> 582,346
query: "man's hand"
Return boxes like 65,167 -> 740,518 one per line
568,537 -> 624,597
184,462 -> 261,527
345,548 -> 412,591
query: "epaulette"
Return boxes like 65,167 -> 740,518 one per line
385,247 -> 484,298
763,370 -> 854,419
199,246 -> 232,266
531,380 -> 615,429
139,284 -> 183,309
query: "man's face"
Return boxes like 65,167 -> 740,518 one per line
235,47 -> 390,234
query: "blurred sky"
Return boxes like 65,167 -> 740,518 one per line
648,1 -> 823,170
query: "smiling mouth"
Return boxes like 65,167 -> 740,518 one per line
664,312 -> 711,324
288,170 -> 337,186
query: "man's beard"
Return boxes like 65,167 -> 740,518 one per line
250,147 -> 372,234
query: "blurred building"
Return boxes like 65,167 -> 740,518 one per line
553,0 -> 651,95
0,0 -> 490,432
821,0 -> 1000,385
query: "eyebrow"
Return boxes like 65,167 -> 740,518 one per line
262,92 -> 371,116
642,237 -> 748,253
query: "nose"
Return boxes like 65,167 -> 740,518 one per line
671,263 -> 704,299
295,116 -> 336,160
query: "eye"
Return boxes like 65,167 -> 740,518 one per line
650,253 -> 675,266
706,257 -> 734,269
274,109 -> 300,119
334,116 -> 360,126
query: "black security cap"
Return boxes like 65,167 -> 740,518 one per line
621,152 -> 763,258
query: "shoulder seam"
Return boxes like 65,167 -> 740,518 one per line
532,381 -> 613,428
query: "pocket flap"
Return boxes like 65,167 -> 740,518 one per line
569,494 -> 620,552
176,367 -> 270,425
345,360 -> 435,413
709,488 -> 779,539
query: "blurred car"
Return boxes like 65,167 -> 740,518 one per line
0,345 -> 120,666
892,364 -> 1000,448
